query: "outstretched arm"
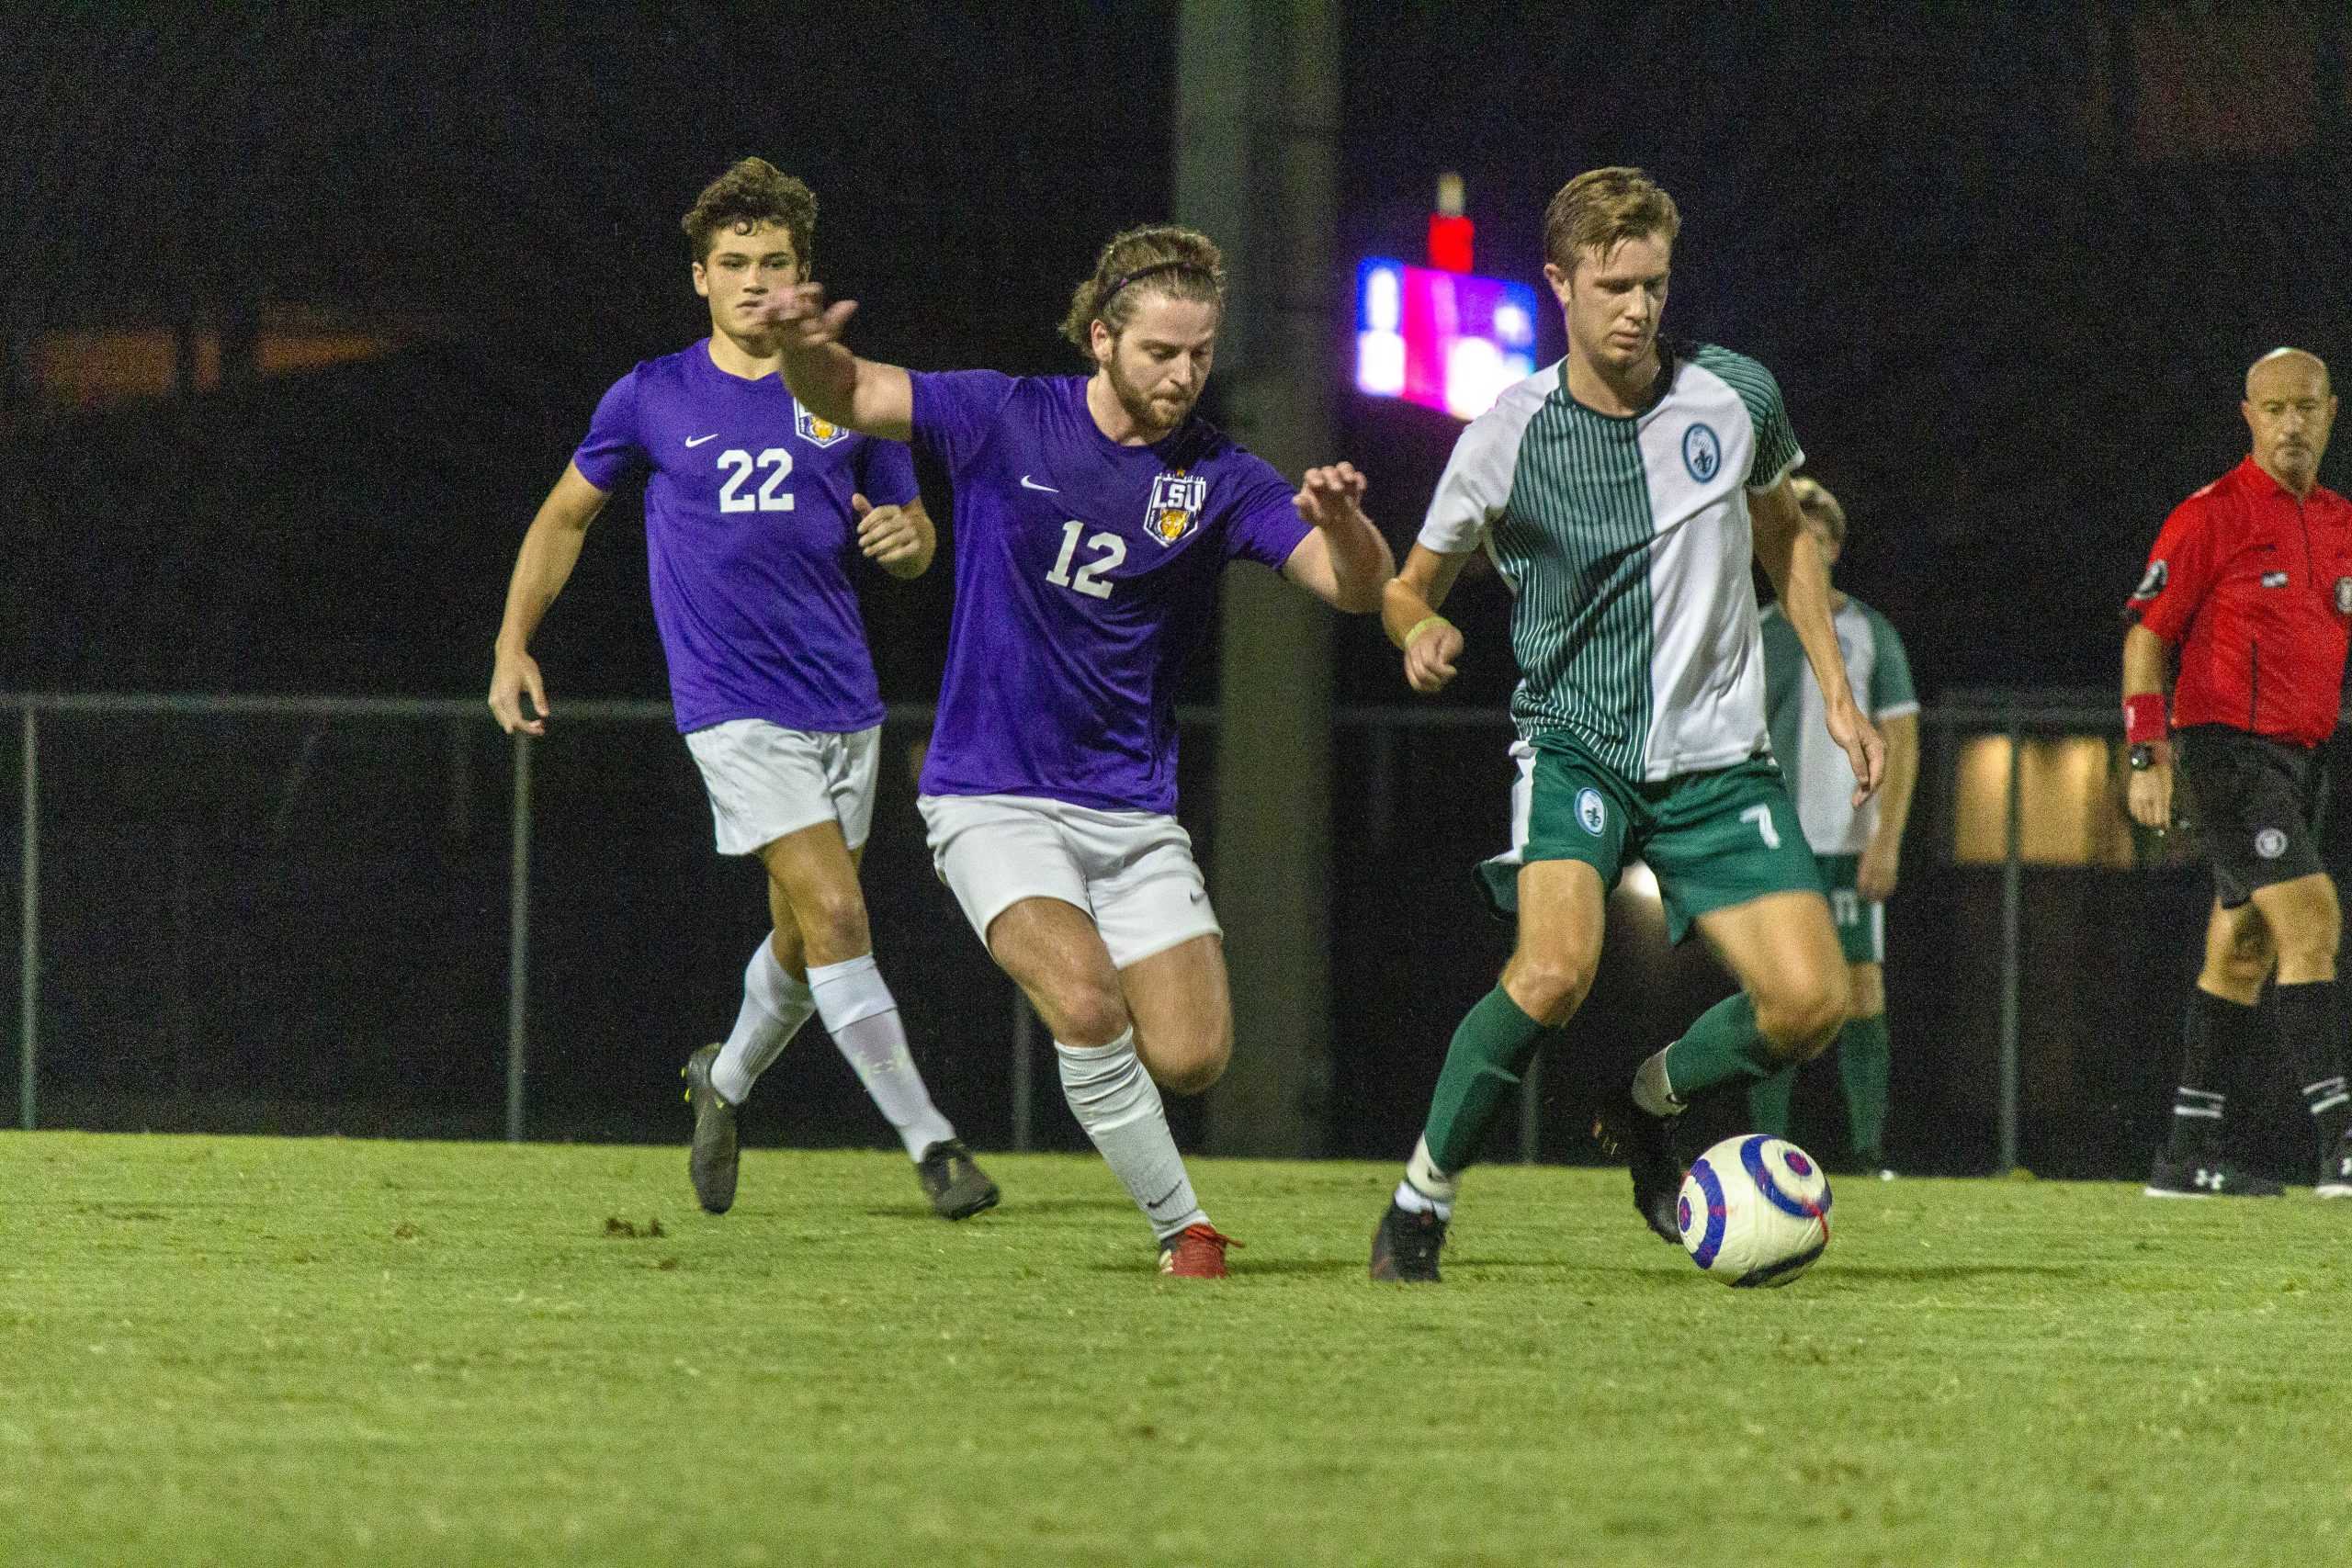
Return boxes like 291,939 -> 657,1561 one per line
1380,544 -> 1475,694
762,282 -> 914,441
1282,462 -> 1395,613
489,463 -> 611,735
1753,476 -> 1883,804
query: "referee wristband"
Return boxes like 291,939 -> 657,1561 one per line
2122,693 -> 2167,746
1401,615 -> 1453,652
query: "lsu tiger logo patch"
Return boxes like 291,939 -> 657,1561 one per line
1144,470 -> 1207,547
794,403 -> 850,448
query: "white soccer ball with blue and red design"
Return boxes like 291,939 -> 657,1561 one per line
1676,1134 -> 1833,1287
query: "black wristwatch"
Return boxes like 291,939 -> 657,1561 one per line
2128,743 -> 2157,772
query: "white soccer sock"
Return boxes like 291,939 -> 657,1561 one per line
1056,1029 -> 1208,1242
1632,1047 -> 1688,1118
712,938 -> 816,1105
808,954 -> 956,1159
1395,1134 -> 1456,1219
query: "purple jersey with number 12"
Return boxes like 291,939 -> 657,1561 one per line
571,340 -> 920,735
909,372 -> 1313,814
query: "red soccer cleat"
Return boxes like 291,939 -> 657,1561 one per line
1158,1223 -> 1240,1279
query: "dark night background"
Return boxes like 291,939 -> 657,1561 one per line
4,5 -> 2347,1179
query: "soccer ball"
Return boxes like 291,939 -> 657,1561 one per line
1676,1134 -> 1833,1288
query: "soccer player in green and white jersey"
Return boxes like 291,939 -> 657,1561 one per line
1749,477 -> 1918,1174
1367,167 -> 1884,1282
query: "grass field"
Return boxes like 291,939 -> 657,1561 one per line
3,1132 -> 2346,1566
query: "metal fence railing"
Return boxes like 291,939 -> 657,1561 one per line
3,687 -> 2175,1172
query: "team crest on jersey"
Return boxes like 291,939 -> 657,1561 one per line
2335,576 -> 2352,615
794,403 -> 850,448
1681,423 -> 1722,483
2256,828 -> 2289,861
1145,470 -> 1207,547
2133,559 -> 2167,601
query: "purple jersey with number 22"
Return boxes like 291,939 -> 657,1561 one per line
571,340 -> 920,735
908,371 -> 1313,815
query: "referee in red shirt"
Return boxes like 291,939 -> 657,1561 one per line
2124,347 -> 2352,1199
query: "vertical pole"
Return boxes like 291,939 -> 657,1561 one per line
18,709 -> 37,1132
506,731 -> 532,1144
1998,707 -> 2023,1173
1011,989 -> 1035,1154
1518,1053 -> 1543,1164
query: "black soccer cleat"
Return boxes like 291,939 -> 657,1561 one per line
1369,1200 -> 1447,1283
916,1138 -> 1000,1221
2314,1136 -> 2352,1199
2143,1152 -> 2284,1199
1594,1092 -> 1687,1244
682,1043 -> 740,1215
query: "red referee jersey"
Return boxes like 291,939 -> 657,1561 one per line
2125,457 -> 2352,747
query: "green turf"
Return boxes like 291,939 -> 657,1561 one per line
2,1132 -> 2346,1566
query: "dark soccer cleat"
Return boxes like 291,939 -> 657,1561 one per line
915,1138 -> 1001,1221
1369,1201 -> 1446,1283
2143,1153 -> 2284,1199
1594,1092 -> 1687,1244
1158,1223 -> 1239,1279
682,1043 -> 740,1215
2316,1136 -> 2352,1200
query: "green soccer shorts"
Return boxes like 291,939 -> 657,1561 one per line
1477,732 -> 1826,943
1812,852 -> 1884,964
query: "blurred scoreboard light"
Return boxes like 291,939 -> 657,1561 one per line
1353,257 -> 1540,421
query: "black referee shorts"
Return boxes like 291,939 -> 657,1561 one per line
2175,724 -> 2329,908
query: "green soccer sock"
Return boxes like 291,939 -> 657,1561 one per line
1747,1062 -> 1797,1136
1838,1013 -> 1891,1156
1661,992 -> 1781,1101
1421,986 -> 1554,1176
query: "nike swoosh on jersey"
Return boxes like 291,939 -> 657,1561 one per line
684,433 -> 720,448
1020,474 -> 1058,491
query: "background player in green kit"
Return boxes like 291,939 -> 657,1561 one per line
1748,477 -> 1918,1174
1368,167 -> 1884,1282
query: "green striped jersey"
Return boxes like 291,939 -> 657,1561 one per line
1759,596 -> 1917,854
1419,344 -> 1803,782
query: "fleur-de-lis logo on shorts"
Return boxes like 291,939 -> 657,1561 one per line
1577,787 -> 1607,837
1145,470 -> 1207,547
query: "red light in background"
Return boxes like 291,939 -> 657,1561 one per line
1427,214 -> 1474,275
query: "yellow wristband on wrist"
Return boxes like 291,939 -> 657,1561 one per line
1401,615 -> 1453,652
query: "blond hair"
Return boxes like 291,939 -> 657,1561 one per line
1791,476 -> 1848,544
1059,225 -> 1226,356
681,158 -> 817,267
1542,166 -> 1681,274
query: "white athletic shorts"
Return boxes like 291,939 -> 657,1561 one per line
684,719 -> 882,856
917,792 -> 1221,969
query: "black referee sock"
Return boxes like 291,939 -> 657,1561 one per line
2165,988 -> 2256,1162
2277,980 -> 2352,1149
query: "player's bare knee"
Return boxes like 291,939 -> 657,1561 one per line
1148,1028 -> 1231,1096
1045,980 -> 1132,1049
1503,953 -> 1595,1028
1758,976 -> 1845,1063
798,891 -> 871,961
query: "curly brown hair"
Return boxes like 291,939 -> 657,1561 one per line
1058,225 -> 1226,357
681,158 -> 817,268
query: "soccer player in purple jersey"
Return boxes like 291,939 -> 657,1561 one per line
763,225 -> 1394,1277
487,158 -> 996,1223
